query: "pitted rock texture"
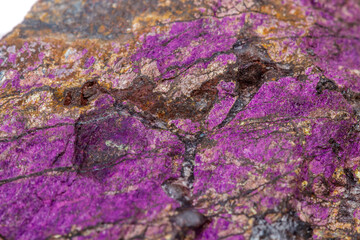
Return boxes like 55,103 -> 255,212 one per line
1,0 -> 360,239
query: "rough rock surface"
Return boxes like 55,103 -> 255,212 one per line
1,0 -> 360,239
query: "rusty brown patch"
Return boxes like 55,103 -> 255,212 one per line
62,78 -> 106,106
113,76 -> 218,121
161,78 -> 218,121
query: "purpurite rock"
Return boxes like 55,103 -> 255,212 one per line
1,0 -> 360,239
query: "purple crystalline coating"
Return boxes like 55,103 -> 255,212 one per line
1,0 -> 360,239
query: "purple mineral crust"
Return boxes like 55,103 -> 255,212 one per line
1,0 -> 360,239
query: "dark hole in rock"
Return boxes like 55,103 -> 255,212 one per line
232,40 -> 274,93
162,178 -> 191,207
63,88 -> 82,106
231,38 -> 293,94
237,61 -> 268,90
329,138 -> 343,154
316,75 -> 338,94
63,91 -> 73,106
172,208 -> 207,230
81,79 -> 100,105
63,78 -> 102,106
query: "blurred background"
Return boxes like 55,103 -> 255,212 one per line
0,0 -> 37,38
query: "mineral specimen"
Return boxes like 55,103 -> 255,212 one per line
1,0 -> 360,239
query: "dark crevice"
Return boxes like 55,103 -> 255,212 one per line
44,217 -> 133,240
159,50 -> 232,81
178,132 -> 206,189
161,132 -> 208,239
0,166 -> 75,186
51,135 -> 72,166
217,97 -> 245,129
